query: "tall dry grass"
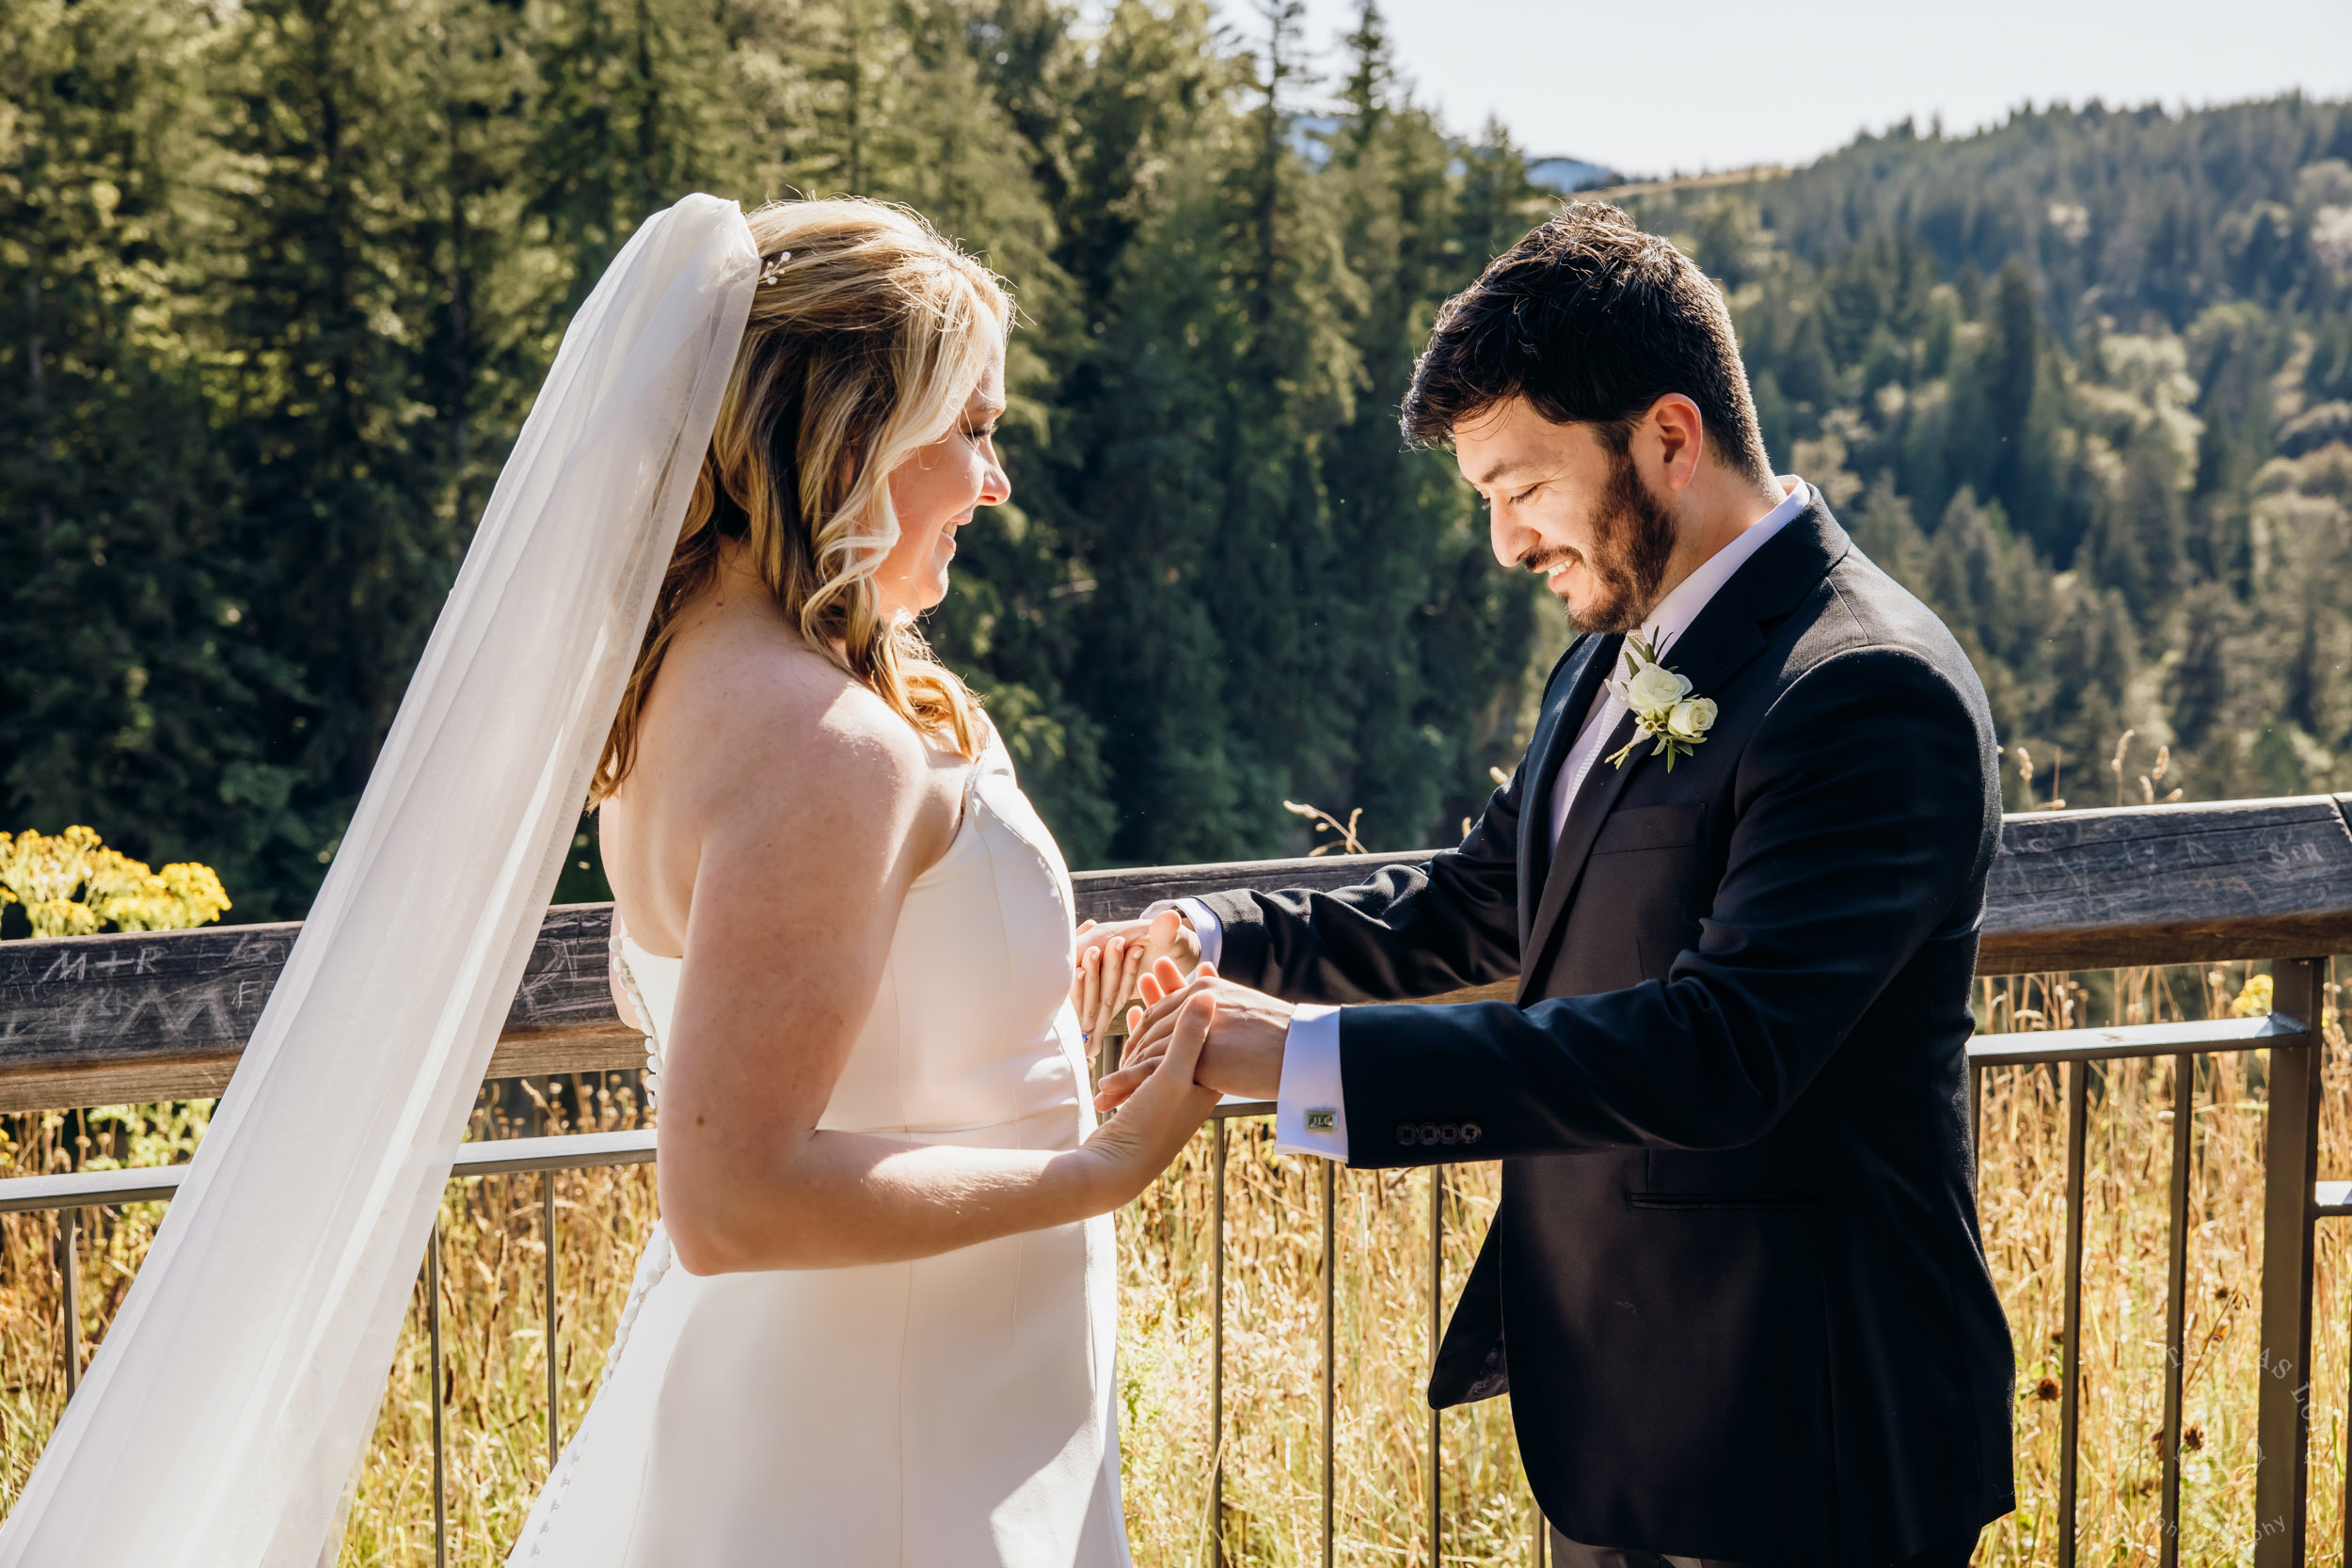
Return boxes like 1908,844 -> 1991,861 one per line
0,960 -> 2344,1565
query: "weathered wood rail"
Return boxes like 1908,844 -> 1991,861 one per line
2,793 -> 2348,1115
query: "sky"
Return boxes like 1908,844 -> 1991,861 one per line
1275,0 -> 2352,176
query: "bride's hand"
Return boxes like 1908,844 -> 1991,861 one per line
1077,990 -> 1220,1209
1072,909 -> 1197,1044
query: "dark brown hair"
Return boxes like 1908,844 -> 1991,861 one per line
1400,201 -> 1772,483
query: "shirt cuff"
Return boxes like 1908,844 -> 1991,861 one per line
1273,1005 -> 1347,1162
1141,896 -> 1223,970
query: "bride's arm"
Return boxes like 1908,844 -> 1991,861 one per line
651,684 -> 1211,1275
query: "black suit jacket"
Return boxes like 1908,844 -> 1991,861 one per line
1197,501 -> 2015,1564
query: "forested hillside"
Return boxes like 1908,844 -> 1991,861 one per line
1625,102 -> 2352,811
0,0 -> 1549,920
4,0 -> 2349,924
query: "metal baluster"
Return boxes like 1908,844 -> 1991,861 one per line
2337,962 -> 2351,1568
546,1171 -> 561,1471
2057,1059 -> 2088,1568
2253,958 -> 2324,1568
2159,1052 -> 2192,1568
1969,1060 -> 1984,1180
1428,1164 -> 1442,1568
1321,1158 -> 1335,1568
59,1207 -> 80,1399
2342,965 -> 2352,1568
429,1222 -> 448,1568
1211,1117 -> 1226,1568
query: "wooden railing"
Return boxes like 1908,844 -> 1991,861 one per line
2,792 -> 2351,1565
6,795 -> 2344,1114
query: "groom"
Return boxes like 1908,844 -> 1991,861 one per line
1089,203 -> 2014,1566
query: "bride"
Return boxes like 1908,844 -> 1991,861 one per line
506,198 -> 1216,1563
0,192 -> 1207,1568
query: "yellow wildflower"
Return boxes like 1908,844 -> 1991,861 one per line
0,826 -> 231,938
2228,973 -> 2274,1018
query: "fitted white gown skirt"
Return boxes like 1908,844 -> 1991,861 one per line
507,736 -> 1130,1566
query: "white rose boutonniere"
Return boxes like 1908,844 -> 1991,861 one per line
1665,696 -> 1717,741
1605,630 -> 1718,771
1621,659 -> 1692,711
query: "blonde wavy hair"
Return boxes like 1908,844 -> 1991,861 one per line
592,198 -> 1013,805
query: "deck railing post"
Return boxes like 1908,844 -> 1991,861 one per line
2057,1058 -> 2088,1568
1321,1158 -> 1335,1568
545,1171 -> 561,1472
1211,1117 -> 1226,1568
2159,1052 -> 2194,1566
428,1222 -> 448,1568
1969,1060 -> 1983,1180
1427,1164 -> 1442,1568
2254,958 -> 2324,1568
58,1207 -> 80,1400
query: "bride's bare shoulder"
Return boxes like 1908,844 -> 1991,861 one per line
602,605 -> 948,955
649,617 -> 931,816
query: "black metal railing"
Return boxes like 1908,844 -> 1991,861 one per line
1,996 -> 2338,1567
1963,967 -> 2328,1567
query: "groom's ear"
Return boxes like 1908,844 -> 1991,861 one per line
1642,394 -> 1708,494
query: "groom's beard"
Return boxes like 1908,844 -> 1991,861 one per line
1526,447 -> 1678,636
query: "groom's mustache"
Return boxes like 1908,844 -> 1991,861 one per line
1519,545 -> 1577,577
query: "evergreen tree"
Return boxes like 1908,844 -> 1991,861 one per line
1315,1 -> 1543,847
2185,302 -> 2288,588
202,0 -> 491,910
0,0 -> 257,918
2086,423 -> 2187,615
421,0 -> 548,538
530,0 -> 740,310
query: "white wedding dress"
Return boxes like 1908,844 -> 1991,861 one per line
509,731 -> 1131,1566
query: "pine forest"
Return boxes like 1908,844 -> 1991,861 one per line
5,0 -> 2351,926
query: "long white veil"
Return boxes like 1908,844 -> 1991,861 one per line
0,195 -> 756,1568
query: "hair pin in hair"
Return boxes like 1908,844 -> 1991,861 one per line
759,251 -> 793,286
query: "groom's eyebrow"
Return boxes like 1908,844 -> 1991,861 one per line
1468,458 -> 1538,491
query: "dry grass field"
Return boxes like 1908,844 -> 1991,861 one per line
0,958 -> 2342,1566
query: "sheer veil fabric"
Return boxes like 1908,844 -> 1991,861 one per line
0,196 -> 757,1568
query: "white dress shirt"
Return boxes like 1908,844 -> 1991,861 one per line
1236,476 -> 1817,1160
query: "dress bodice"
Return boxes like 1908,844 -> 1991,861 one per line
612,729 -> 1092,1146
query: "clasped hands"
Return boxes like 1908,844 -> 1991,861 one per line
1073,913 -> 1292,1112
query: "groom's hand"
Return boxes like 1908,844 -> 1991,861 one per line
1072,909 -> 1199,1043
1093,958 -> 1291,1112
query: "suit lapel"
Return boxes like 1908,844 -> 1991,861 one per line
1516,633 -> 1620,942
1519,696 -> 1645,1000
1515,502 -> 1852,995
